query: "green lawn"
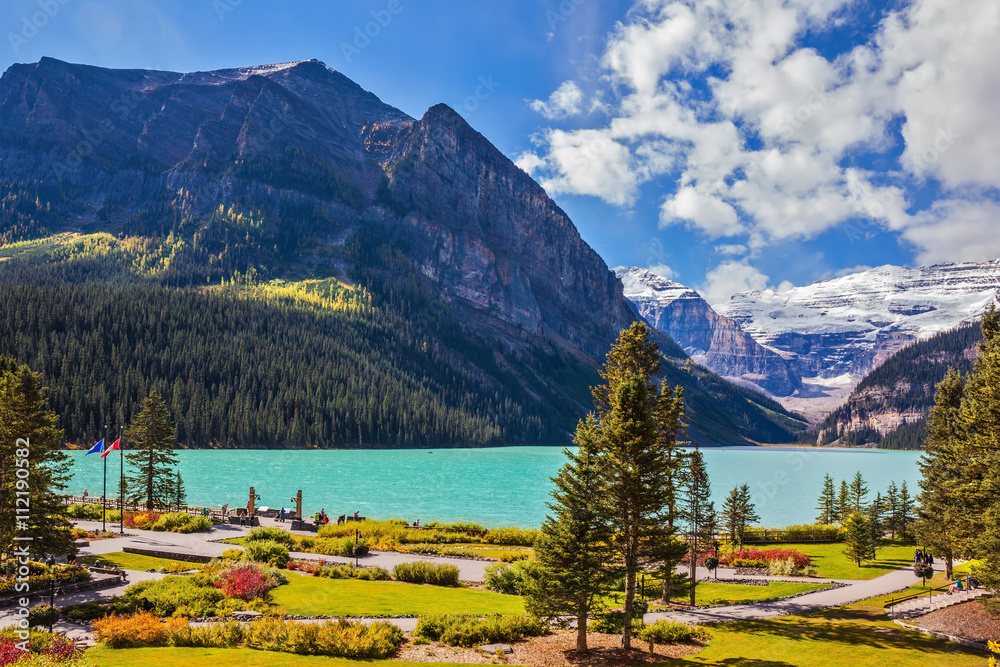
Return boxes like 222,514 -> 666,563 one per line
270,572 -> 525,616
661,599 -> 985,666
86,646 -> 467,667
673,581 -> 830,606
759,542 -> 918,580
79,552 -> 201,572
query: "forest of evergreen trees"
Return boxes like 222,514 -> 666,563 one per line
818,322 -> 983,449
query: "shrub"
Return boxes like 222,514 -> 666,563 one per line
63,601 -> 112,622
64,503 -> 103,520
69,528 -> 89,539
93,611 -> 169,648
117,576 -> 226,617
303,537 -> 366,559
151,513 -> 212,533
722,548 -> 810,570
483,559 -> 540,595
590,611 -> 646,635
242,540 -> 290,568
414,614 -> 545,648
392,562 -> 460,587
298,537 -> 315,550
125,512 -> 161,530
27,604 -> 59,629
637,620 -> 709,647
498,551 -> 531,563
246,527 -> 296,547
405,544 -> 441,555
243,617 -> 404,658
482,527 -> 539,547
0,628 -> 84,665
316,564 -> 390,581
215,564 -> 274,601
0,562 -> 91,596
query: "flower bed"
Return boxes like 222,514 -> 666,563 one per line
722,548 -> 810,570
0,562 -> 91,597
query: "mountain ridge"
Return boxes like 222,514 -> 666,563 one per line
0,57 -> 807,448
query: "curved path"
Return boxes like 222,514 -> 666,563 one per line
0,519 -> 930,633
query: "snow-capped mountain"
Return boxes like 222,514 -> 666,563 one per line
715,260 -> 1000,381
614,267 -> 801,396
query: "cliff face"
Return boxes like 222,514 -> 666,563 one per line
616,267 -> 801,396
816,321 -> 983,448
0,57 -> 631,358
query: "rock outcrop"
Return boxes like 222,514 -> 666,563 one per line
616,267 -> 801,396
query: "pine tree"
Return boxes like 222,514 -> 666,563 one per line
917,369 -> 966,579
842,512 -> 875,567
0,358 -> 76,560
589,322 -> 688,651
684,446 -> 716,606
525,417 -> 615,654
837,480 -> 850,524
849,471 -> 869,513
898,480 -> 915,541
723,483 -> 759,549
125,391 -> 179,510
958,306 -> 1000,594
816,474 -> 837,525
885,481 -> 900,539
173,469 -> 187,510
866,492 -> 886,555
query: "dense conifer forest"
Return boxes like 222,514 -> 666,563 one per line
817,322 -> 982,449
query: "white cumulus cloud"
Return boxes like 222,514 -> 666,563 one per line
528,81 -> 585,120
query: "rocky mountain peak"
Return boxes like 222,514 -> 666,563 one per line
615,266 -> 801,397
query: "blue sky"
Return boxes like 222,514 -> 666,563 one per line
2,0 -> 997,303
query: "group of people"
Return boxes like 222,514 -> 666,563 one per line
949,575 -> 980,594
312,509 -> 361,525
914,548 -> 935,566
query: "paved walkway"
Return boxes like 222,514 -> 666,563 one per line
0,519 -> 935,634
646,566 -> 922,625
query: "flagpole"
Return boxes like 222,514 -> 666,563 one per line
119,429 -> 125,535
102,422 -> 108,533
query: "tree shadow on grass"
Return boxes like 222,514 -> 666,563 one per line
718,607 -> 981,657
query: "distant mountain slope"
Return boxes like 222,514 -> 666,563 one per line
615,267 -> 801,396
0,58 -> 807,448
718,262 -> 1000,380
815,321 -> 983,449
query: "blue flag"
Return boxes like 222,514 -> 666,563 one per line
85,439 -> 105,456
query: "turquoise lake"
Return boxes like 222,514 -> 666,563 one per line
64,446 -> 922,528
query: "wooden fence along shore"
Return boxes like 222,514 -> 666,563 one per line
61,495 -> 230,522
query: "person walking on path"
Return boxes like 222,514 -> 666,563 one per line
279,508 -> 286,522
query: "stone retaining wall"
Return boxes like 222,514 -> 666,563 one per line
0,573 -> 122,609
123,547 -> 213,564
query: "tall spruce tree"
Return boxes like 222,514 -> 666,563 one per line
898,480 -> 915,541
525,417 -> 614,654
722,483 -> 758,549
0,358 -> 75,560
684,447 -> 716,606
885,481 -> 900,539
917,369 -> 965,579
589,322 -> 688,651
849,471 -> 869,513
837,480 -> 850,523
125,392 -> 179,510
816,474 -> 837,525
173,470 -> 187,510
842,512 -> 875,567
958,306 -> 1000,594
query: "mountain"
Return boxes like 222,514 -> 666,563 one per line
615,267 -> 801,396
0,57 -> 807,448
717,262 -> 1000,381
815,321 -> 983,449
